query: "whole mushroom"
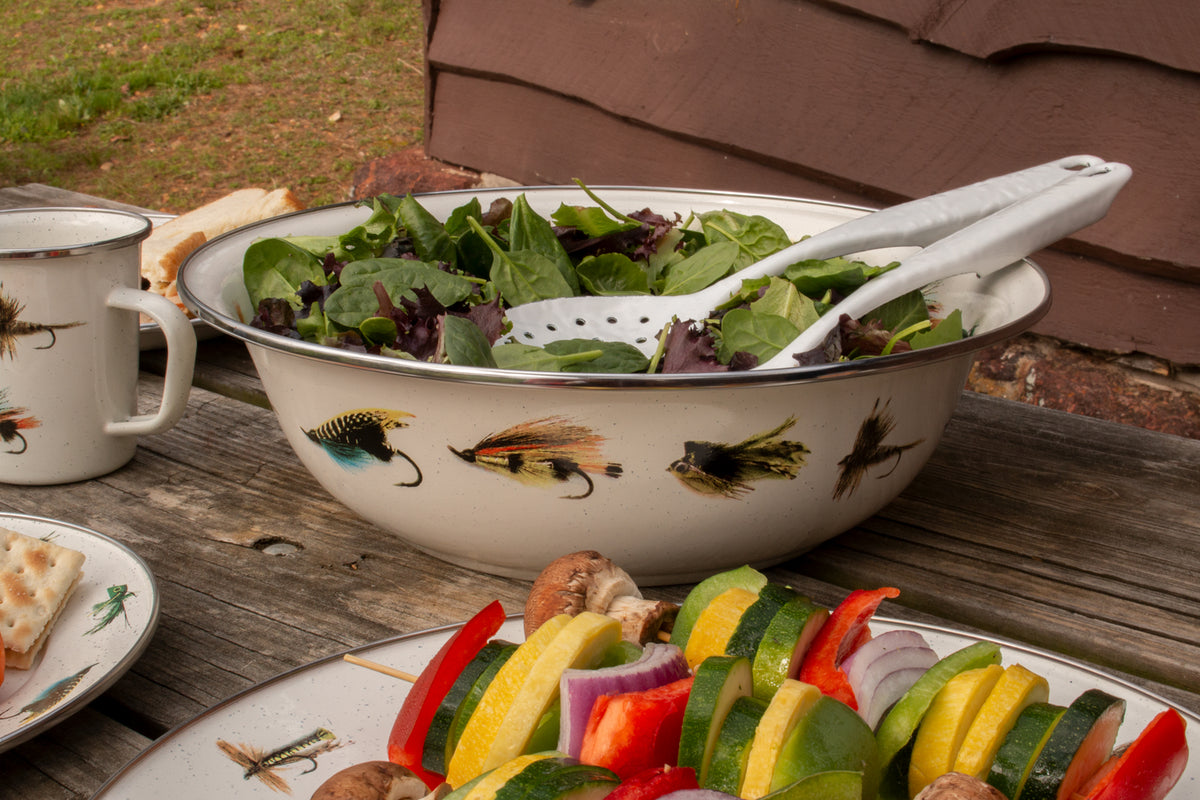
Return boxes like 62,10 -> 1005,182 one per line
524,550 -> 678,644
309,761 -> 450,800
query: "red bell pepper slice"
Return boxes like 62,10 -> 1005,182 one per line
579,676 -> 695,780
1079,708 -> 1189,800
605,764 -> 700,800
797,587 -> 899,709
386,600 -> 506,788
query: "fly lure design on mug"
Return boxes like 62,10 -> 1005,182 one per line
0,207 -> 196,484
0,284 -> 85,358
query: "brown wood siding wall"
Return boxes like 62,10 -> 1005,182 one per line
422,0 -> 1200,364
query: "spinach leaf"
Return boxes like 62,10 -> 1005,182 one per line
493,342 -> 605,372
784,256 -> 888,297
551,203 -> 639,237
441,314 -> 498,367
243,237 -> 326,310
660,240 -> 739,296
510,194 -> 579,293
576,253 -> 652,296
358,316 -> 400,347
698,210 -> 791,267
338,259 -> 475,307
398,194 -> 457,266
546,339 -> 650,373
909,309 -> 964,350
467,217 -> 575,306
750,277 -> 821,332
717,308 -> 801,364
866,288 -> 930,333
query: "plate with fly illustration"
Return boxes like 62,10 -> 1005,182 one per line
88,614 -> 1198,799
0,513 -> 159,753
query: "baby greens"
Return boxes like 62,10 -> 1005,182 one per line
243,188 -> 964,373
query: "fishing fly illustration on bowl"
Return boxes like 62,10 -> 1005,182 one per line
833,398 -> 925,501
667,415 -> 811,500
302,409 -> 423,487
448,415 -> 623,500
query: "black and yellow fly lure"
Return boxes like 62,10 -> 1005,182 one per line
303,409 -> 423,487
668,415 -> 811,499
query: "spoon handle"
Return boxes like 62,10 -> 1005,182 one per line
697,154 -> 1105,307
756,161 -> 1133,370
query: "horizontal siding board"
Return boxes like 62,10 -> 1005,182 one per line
425,0 -> 1200,282
817,0 -> 1200,73
427,74 -> 1200,364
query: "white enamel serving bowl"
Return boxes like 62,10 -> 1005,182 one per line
178,187 -> 1050,585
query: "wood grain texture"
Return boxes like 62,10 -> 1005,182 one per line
423,0 -> 1200,361
818,0 -> 1200,73
424,74 -> 1200,362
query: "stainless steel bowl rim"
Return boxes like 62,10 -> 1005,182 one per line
177,186 -> 1052,390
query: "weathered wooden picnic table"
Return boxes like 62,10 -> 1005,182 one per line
1,186 -> 1197,799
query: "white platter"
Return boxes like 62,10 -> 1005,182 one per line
0,513 -> 159,753
90,614 -> 1197,799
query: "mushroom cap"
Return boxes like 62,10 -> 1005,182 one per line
524,550 -> 641,637
309,761 -> 437,800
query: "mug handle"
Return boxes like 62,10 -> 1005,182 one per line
104,287 -> 197,436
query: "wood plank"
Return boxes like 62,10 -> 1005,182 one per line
817,0 -> 1200,73
424,74 -> 1200,363
425,0 -> 1200,282
0,708 -> 150,800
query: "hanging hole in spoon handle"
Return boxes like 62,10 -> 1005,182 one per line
754,161 -> 1133,371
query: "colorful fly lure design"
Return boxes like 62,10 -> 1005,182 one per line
0,286 -> 84,359
0,388 -> 40,455
833,398 -> 924,500
303,409 -> 422,487
217,727 -> 342,794
668,415 -> 811,499
86,584 -> 136,635
0,664 -> 96,723
448,416 -> 622,499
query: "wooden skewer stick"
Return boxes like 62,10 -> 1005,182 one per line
343,653 -> 419,682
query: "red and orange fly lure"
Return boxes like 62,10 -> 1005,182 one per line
448,415 -> 622,499
0,389 -> 39,455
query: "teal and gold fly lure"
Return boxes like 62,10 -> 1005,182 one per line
448,416 -> 622,499
833,398 -> 924,500
668,416 -> 811,499
303,409 -> 422,487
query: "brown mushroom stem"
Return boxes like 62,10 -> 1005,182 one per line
524,550 -> 679,645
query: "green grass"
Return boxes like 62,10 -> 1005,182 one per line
0,0 -> 427,211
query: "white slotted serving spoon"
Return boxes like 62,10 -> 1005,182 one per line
755,160 -> 1132,370
504,155 -> 1106,354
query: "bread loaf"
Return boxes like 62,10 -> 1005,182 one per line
141,187 -> 304,311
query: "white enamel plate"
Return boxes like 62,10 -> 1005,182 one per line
0,513 -> 159,752
90,614 -> 1197,799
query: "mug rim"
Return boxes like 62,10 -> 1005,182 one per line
0,207 -> 152,260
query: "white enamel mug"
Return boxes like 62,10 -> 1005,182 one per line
0,207 -> 196,484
